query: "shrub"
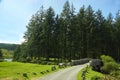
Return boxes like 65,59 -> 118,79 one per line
101,62 -> 118,74
101,55 -> 115,63
100,55 -> 119,74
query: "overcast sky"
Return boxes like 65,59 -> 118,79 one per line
0,0 -> 120,44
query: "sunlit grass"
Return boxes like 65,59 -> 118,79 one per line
0,62 -> 58,80
77,66 -> 104,80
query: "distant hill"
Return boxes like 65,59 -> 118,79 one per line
0,43 -> 19,50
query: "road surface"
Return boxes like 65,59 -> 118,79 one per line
38,63 -> 88,80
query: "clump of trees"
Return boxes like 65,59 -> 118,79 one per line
13,1 -> 120,63
0,48 -> 3,62
0,48 -> 3,58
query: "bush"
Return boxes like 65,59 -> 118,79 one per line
101,55 -> 115,63
101,62 -> 118,74
100,55 -> 119,74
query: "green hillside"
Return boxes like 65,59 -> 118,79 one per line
0,43 -> 18,50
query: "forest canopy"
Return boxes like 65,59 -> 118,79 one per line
13,1 -> 120,63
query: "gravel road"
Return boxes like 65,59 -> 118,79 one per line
38,63 -> 88,80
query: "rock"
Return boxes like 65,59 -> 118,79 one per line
90,59 -> 103,72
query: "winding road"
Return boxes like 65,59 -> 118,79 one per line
38,63 -> 88,80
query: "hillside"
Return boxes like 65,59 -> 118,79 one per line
0,43 -> 19,50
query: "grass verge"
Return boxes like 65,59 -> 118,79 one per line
0,62 -> 60,80
77,66 -> 104,80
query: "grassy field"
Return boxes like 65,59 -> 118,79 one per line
77,66 -> 104,80
0,62 -> 59,80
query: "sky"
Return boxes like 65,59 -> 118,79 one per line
0,0 -> 120,44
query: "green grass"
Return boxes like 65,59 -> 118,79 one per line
0,62 -> 59,80
77,66 -> 104,80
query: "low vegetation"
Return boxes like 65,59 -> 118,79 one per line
78,55 -> 120,80
0,62 -> 60,80
100,55 -> 120,79
77,66 -> 104,80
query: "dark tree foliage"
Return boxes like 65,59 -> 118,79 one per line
0,48 -> 3,58
13,1 -> 120,63
0,43 -> 18,50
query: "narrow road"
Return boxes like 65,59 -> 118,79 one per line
38,63 -> 88,80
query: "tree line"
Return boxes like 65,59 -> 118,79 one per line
0,43 -> 18,50
13,1 -> 120,62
